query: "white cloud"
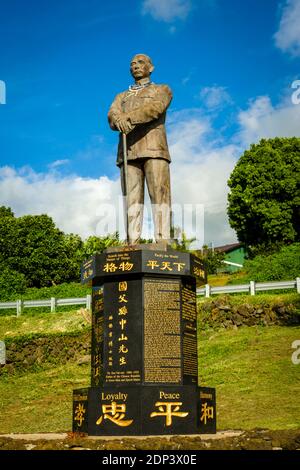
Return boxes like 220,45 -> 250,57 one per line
199,85 -> 232,109
237,94 -> 300,146
0,167 -> 121,239
48,159 -> 70,169
142,0 -> 192,22
168,110 -> 238,245
274,0 -> 300,56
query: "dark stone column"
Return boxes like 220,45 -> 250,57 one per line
73,245 -> 216,435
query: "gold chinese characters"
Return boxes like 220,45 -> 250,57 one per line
146,260 -> 186,272
103,262 -> 134,272
150,402 -> 189,426
95,399 -> 190,428
74,403 -> 86,427
107,281 -> 130,368
200,402 -> 214,425
96,402 -> 133,427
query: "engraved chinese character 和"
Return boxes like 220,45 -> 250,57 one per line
200,402 -> 214,425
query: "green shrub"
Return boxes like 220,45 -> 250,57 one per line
19,282 -> 91,301
0,266 -> 27,301
243,243 -> 300,281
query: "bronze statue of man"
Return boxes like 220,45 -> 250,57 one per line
108,53 -> 172,244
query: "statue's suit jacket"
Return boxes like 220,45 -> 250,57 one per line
108,84 -> 172,166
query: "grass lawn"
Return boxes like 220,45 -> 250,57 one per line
0,363 -> 90,433
198,325 -> 300,430
0,298 -> 299,433
0,309 -> 91,340
207,271 -> 248,286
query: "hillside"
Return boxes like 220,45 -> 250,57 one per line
0,293 -> 299,434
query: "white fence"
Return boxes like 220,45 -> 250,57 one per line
197,278 -> 300,297
0,295 -> 92,317
0,278 -> 299,316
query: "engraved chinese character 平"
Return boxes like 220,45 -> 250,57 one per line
150,402 -> 189,426
119,281 -> 128,291
200,402 -> 214,425
146,260 -> 160,269
119,294 -> 128,303
118,261 -> 134,271
96,402 -> 133,427
74,403 -> 86,427
103,262 -> 118,272
118,305 -> 128,316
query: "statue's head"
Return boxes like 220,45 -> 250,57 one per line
130,54 -> 154,80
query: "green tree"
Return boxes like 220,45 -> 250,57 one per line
228,138 -> 300,252
82,232 -> 122,257
63,233 -> 84,277
0,209 -> 83,288
197,246 -> 225,274
11,214 -> 82,287
171,228 -> 196,252
0,206 -> 14,218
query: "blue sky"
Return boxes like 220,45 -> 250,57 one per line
0,0 -> 300,244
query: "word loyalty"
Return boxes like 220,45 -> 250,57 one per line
101,392 -> 128,401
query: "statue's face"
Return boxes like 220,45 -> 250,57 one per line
130,55 -> 153,80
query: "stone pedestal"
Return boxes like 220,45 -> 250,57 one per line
72,245 -> 216,435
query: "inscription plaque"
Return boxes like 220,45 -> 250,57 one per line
144,278 -> 181,384
182,278 -> 198,383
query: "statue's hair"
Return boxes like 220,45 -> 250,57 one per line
132,53 -> 153,66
